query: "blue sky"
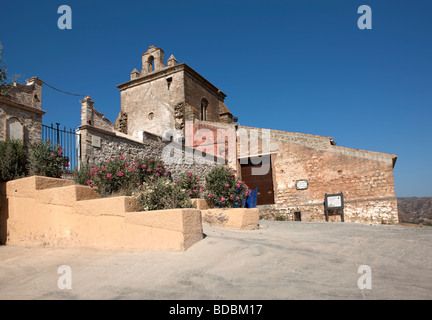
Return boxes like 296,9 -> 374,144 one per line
1,0 -> 431,196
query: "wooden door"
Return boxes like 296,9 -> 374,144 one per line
240,156 -> 275,205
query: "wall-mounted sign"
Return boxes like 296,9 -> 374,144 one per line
296,180 -> 308,190
92,135 -> 101,148
6,117 -> 24,142
324,192 -> 345,222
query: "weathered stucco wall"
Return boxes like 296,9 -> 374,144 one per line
0,176 -> 204,251
117,68 -> 185,139
201,208 -> 260,230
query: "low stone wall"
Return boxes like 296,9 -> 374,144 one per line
79,125 -> 222,181
259,197 -> 398,224
0,176 -> 203,251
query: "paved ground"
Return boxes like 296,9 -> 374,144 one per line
0,221 -> 431,300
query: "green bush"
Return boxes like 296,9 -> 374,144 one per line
28,139 -> 69,178
0,139 -> 28,182
204,166 -> 251,208
135,177 -> 192,211
74,164 -> 92,186
175,172 -> 203,199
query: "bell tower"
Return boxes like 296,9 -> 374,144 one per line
141,45 -> 165,76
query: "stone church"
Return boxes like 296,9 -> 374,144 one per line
114,45 -> 233,141
79,45 -> 398,224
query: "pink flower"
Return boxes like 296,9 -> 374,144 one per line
57,149 -> 63,155
164,171 -> 168,176
117,172 -> 124,177
236,184 -> 240,188
225,184 -> 229,188
221,197 -> 226,201
51,153 -> 55,157
107,174 -> 112,179
147,168 -> 152,172
208,193 -> 212,198
141,164 -> 146,169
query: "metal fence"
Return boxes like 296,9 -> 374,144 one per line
41,123 -> 81,173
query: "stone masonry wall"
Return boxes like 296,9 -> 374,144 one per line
79,125 -> 221,181
0,101 -> 43,145
237,126 -> 398,224
0,77 -> 45,146
116,66 -> 185,139
183,71 -> 224,123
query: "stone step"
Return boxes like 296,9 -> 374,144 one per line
75,196 -> 141,217
3,176 -> 75,198
37,184 -> 100,206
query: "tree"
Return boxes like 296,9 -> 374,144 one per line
0,42 -> 7,86
0,43 -> 22,96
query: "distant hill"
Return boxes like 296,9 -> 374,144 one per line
397,197 -> 432,226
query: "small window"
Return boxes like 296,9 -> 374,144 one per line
201,99 -> 208,121
148,112 -> 155,120
166,77 -> 172,90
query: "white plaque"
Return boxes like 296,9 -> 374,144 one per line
6,118 -> 23,141
92,135 -> 101,148
327,195 -> 342,208
296,180 -> 308,190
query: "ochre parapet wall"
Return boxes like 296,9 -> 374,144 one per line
0,176 -> 203,251
201,208 -> 260,230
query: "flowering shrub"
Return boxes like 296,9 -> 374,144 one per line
28,139 -> 69,178
175,172 -> 203,199
135,177 -> 192,211
87,155 -> 169,196
204,166 -> 251,208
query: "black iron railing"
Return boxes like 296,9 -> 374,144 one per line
41,123 -> 81,173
